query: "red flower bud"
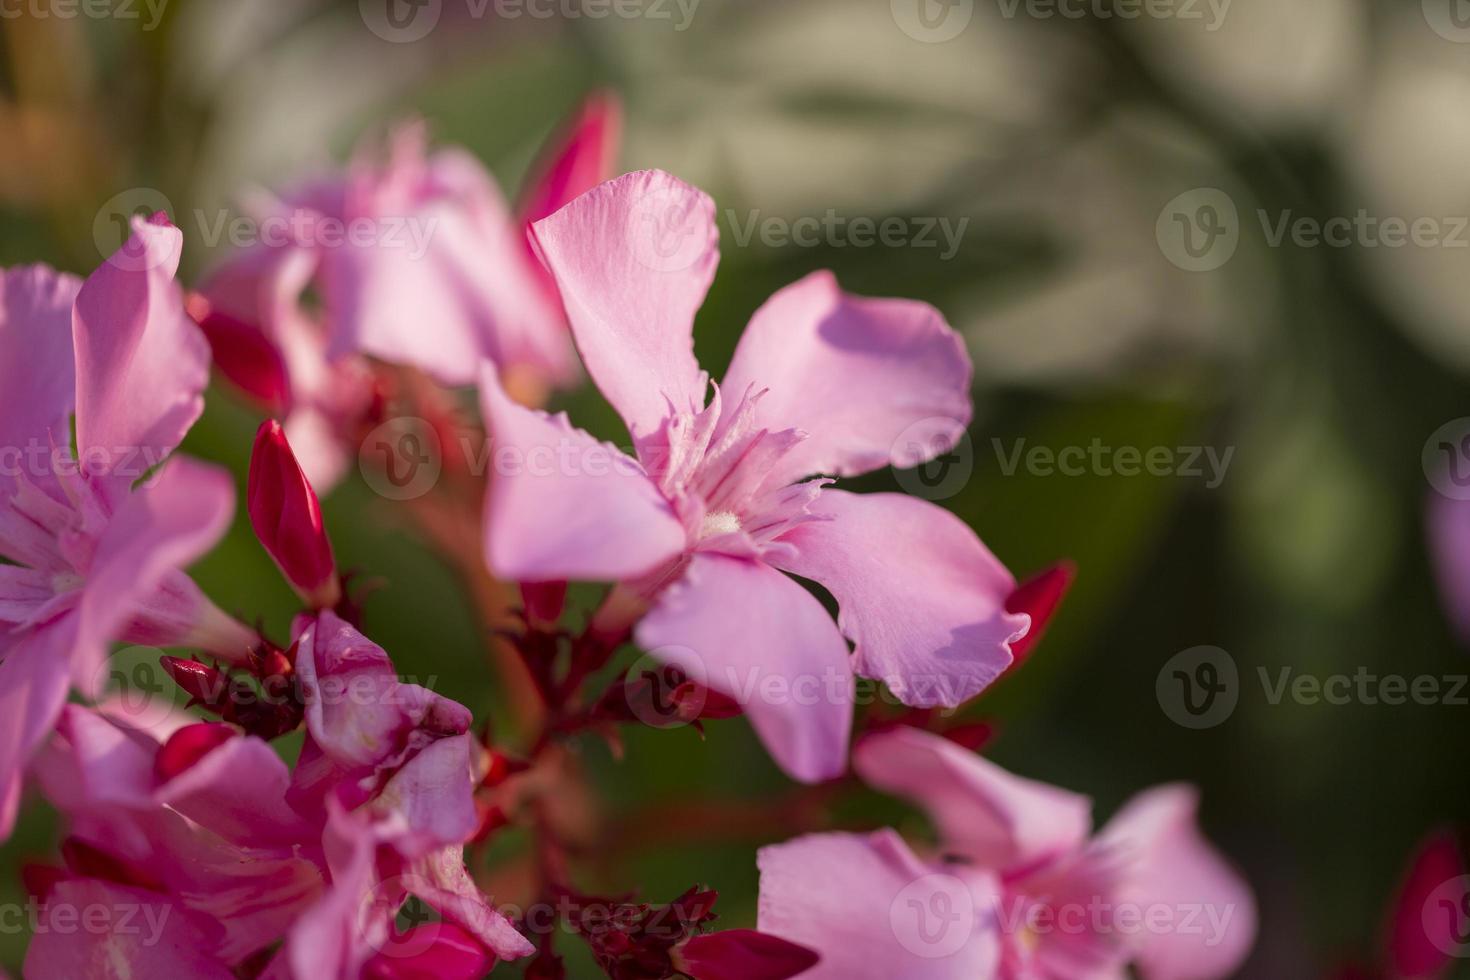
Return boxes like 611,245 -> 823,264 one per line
186,292 -> 291,413
160,656 -> 230,711
249,420 -> 340,608
1004,560 -> 1076,670
154,723 -> 238,784
521,580 -> 568,629
365,922 -> 496,980
60,838 -> 165,892
21,863 -> 68,904
675,930 -> 820,980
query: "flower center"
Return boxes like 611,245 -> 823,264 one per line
699,510 -> 742,539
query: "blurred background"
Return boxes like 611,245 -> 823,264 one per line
2,0 -> 1470,974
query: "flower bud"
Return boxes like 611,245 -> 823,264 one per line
674,930 -> 821,980
154,723 -> 237,784
249,420 -> 340,608
186,292 -> 290,413
1004,560 -> 1075,669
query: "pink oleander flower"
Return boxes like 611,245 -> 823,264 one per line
24,610 -> 535,979
0,215 -> 256,842
480,168 -> 1029,782
756,727 -> 1257,979
193,92 -> 622,491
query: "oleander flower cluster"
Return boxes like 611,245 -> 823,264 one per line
0,95 -> 1260,979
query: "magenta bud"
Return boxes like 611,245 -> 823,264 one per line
249,420 -> 340,608
675,930 -> 820,980
186,292 -> 291,413
160,656 -> 229,710
154,723 -> 237,784
1004,560 -> 1076,670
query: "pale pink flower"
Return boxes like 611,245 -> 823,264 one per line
480,169 -> 1028,782
193,93 -> 621,490
756,727 -> 1257,980
0,215 -> 254,842
24,611 -> 534,979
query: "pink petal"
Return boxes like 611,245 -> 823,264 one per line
73,457 -> 238,696
636,553 -> 853,783
156,730 -> 316,848
72,214 -> 209,501
721,270 -> 972,486
0,264 -> 80,479
529,169 -> 717,441
373,734 -> 478,849
404,846 -> 536,961
1385,828 -> 1465,978
774,490 -> 1027,708
1096,785 -> 1257,980
365,921 -> 497,980
0,624 -> 77,839
479,362 -> 685,582
323,127 -> 572,386
854,726 -> 1092,869
23,879 -> 235,980
757,830 -> 1000,980
517,91 -> 623,227
293,611 -> 414,769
